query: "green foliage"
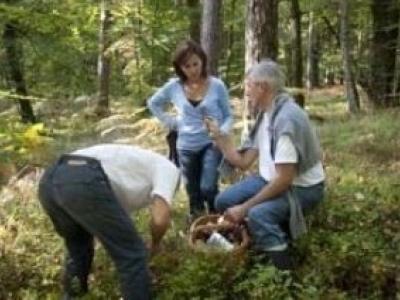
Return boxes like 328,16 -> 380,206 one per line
1,92 -> 399,299
0,198 -> 63,299
0,119 -> 51,166
0,0 -> 399,297
156,252 -> 244,300
0,0 -> 250,107
0,0 -> 389,112
234,266 -> 295,299
0,0 -> 100,97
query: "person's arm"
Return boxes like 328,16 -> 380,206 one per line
147,80 -> 178,130
205,118 -> 258,170
148,157 -> 179,254
225,163 -> 297,223
217,81 -> 233,135
148,195 -> 171,255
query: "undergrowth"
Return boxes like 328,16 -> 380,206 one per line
0,89 -> 399,299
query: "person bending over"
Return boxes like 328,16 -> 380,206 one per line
38,144 -> 180,299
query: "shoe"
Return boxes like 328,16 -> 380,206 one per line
266,249 -> 295,270
63,275 -> 88,299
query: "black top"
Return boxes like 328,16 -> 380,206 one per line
188,98 -> 202,107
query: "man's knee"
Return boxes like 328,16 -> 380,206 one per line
247,206 -> 278,229
247,206 -> 264,225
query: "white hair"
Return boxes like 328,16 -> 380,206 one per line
246,59 -> 285,93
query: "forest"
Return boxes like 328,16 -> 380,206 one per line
0,0 -> 399,299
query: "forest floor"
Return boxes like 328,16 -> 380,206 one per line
0,85 -> 399,299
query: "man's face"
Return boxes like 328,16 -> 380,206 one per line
245,79 -> 270,112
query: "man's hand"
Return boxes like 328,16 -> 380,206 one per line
224,204 -> 248,224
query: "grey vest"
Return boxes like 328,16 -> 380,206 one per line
248,93 -> 321,174
220,92 -> 322,240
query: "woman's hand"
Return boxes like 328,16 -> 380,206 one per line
204,117 -> 221,138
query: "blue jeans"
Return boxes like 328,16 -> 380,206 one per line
38,155 -> 150,300
178,144 -> 222,216
215,175 -> 324,251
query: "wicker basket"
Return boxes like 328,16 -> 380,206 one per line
188,214 -> 250,254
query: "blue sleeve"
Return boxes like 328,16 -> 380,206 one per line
147,80 -> 178,130
217,80 -> 233,135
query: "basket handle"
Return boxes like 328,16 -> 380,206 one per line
191,223 -> 236,235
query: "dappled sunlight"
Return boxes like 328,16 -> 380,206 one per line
0,0 -> 399,296
1,85 -> 400,298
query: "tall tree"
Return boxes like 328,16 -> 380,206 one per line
340,0 -> 360,113
187,0 -> 201,43
393,15 -> 400,98
135,0 -> 143,102
245,0 -> 279,71
369,0 -> 399,107
243,0 -> 279,139
224,0 -> 238,83
3,22 -> 36,123
290,0 -> 303,88
306,11 -> 320,89
201,0 -> 222,75
96,0 -> 112,117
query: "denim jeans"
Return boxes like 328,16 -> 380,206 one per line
38,155 -> 150,300
178,144 -> 222,216
215,175 -> 324,251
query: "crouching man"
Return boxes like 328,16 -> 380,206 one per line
205,59 -> 325,270
38,144 -> 180,300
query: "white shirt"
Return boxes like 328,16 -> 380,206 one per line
73,144 -> 180,212
255,112 -> 325,186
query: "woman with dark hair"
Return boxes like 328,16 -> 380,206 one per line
147,40 -> 232,221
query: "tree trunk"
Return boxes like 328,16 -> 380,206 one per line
96,0 -> 112,117
322,16 -> 341,47
225,0 -> 237,83
187,0 -> 201,43
290,0 -> 303,88
201,0 -> 222,76
3,23 -> 36,123
340,0 -> 360,113
392,13 -> 400,99
369,0 -> 399,107
265,0 -> 279,61
306,11 -> 320,89
244,0 -> 279,139
245,0 -> 279,70
284,42 -> 293,84
135,0 -> 143,104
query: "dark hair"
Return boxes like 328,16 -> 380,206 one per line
172,40 -> 208,82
